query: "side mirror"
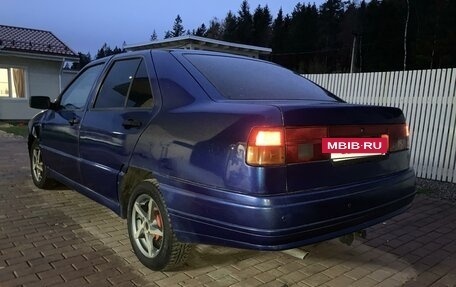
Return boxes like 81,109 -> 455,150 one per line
29,96 -> 53,110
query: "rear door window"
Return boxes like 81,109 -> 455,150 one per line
126,61 -> 153,108
94,58 -> 153,109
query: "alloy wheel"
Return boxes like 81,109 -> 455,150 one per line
32,146 -> 44,182
131,193 -> 164,258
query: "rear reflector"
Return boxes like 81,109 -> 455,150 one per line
286,127 -> 329,163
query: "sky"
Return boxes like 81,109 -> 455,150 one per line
2,0 -> 325,56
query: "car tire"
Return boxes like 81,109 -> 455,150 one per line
30,139 -> 56,189
127,180 -> 191,271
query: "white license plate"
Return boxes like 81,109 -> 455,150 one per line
331,152 -> 384,162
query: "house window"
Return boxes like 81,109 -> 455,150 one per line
0,67 -> 26,98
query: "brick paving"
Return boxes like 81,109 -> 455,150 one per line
0,130 -> 455,287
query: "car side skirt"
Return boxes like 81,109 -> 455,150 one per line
47,168 -> 121,215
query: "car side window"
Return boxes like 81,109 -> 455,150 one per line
60,64 -> 103,110
94,58 -> 141,109
126,60 -> 153,108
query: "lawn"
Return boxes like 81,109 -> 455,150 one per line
0,123 -> 28,137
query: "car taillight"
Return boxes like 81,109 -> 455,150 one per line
388,124 -> 410,152
246,127 -> 329,166
327,124 -> 409,152
246,128 -> 285,166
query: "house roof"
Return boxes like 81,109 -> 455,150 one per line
124,35 -> 272,54
0,24 -> 77,59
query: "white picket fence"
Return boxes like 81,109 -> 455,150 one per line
304,69 -> 456,183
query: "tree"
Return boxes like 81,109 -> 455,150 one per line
319,0 -> 344,71
164,31 -> 173,39
71,52 -> 91,70
223,11 -> 238,42
360,0 -> 405,71
438,0 -> 456,68
182,0 -> 456,72
96,43 -> 110,59
112,46 -> 123,54
206,17 -> 223,39
277,3 -> 320,72
165,14 -> 186,38
406,0 -> 456,69
193,23 -> 207,37
287,3 -> 319,51
95,43 -> 124,59
339,1 -> 363,72
252,5 -> 272,46
404,0 -> 410,70
236,0 -> 253,44
271,8 -> 287,52
150,30 -> 158,41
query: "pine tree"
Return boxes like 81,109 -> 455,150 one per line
96,43 -> 109,59
180,0 -> 456,72
112,46 -> 123,54
164,14 -> 186,38
95,43 -> 123,60
319,0 -> 344,71
71,52 -> 91,70
150,30 -> 158,41
172,14 -> 185,37
164,31 -> 172,39
193,23 -> 207,37
271,8 -> 288,52
237,0 -> 253,44
252,5 -> 272,46
206,17 -> 223,39
223,11 -> 238,42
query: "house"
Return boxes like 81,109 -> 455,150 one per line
124,35 -> 272,59
0,24 -> 78,120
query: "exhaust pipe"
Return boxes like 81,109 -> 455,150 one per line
281,248 -> 309,260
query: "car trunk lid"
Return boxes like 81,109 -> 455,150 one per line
246,102 -> 410,192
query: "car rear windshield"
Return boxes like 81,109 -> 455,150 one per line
184,54 -> 338,101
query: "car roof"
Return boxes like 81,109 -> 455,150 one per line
91,49 -> 263,64
84,49 -> 270,73
167,49 -> 251,58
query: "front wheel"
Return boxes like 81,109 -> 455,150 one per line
127,180 -> 191,271
30,139 -> 56,189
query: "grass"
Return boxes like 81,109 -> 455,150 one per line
0,123 -> 28,137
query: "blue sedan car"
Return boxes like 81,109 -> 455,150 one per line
28,49 -> 416,270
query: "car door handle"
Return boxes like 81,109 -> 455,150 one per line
68,117 -> 80,125
122,118 -> 142,129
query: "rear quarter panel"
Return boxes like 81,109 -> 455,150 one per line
128,51 -> 285,194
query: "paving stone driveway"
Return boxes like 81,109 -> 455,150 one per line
0,131 -> 455,287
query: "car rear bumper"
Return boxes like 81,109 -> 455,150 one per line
161,168 -> 416,250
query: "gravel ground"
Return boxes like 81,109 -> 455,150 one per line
0,129 -> 24,139
417,178 -> 456,203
